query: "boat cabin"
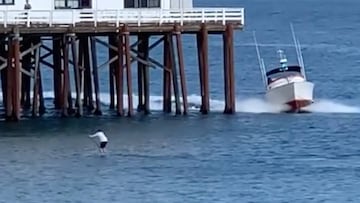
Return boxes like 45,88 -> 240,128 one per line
265,49 -> 305,87
0,0 -> 193,10
266,65 -> 305,89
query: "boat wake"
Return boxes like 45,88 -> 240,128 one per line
302,99 -> 360,114
235,98 -> 289,113
0,91 -> 359,114
236,98 -> 360,114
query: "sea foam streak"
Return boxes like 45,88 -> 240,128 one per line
0,91 -> 359,114
302,99 -> 360,113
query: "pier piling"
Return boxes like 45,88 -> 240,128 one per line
32,39 -> 41,117
200,24 -> 210,114
6,36 -> 13,120
108,35 -> 116,110
174,24 -> 188,115
116,33 -> 124,116
163,33 -> 172,114
123,25 -> 134,117
34,37 -> 46,116
142,34 -> 150,115
71,35 -> 83,117
137,34 -> 145,113
168,33 -> 181,115
90,37 -> 102,115
52,36 -> 62,110
82,36 -> 94,111
21,37 -> 32,110
0,36 -> 7,109
227,24 -> 236,113
13,33 -> 21,121
61,35 -> 70,117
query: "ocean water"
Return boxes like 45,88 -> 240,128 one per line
1,0 -> 360,202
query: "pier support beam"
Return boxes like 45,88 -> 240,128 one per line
163,34 -> 172,113
137,36 -> 144,112
61,35 -> 70,117
4,32 -> 22,121
115,33 -> 124,116
35,37 -> 46,115
32,39 -> 41,117
31,37 -> 45,117
174,25 -> 188,115
53,35 -> 63,110
143,35 -> 150,115
5,34 -> 21,121
137,33 -> 150,114
90,37 -> 102,115
21,37 -> 32,110
0,37 -> 7,109
223,24 -> 236,113
197,24 -> 210,114
108,35 -> 116,109
13,34 -> 21,121
123,25 -> 134,117
38,62 -> 46,116
70,34 -> 83,117
6,37 -> 13,120
167,33 -> 181,115
81,36 -> 95,111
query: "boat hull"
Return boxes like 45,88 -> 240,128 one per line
265,81 -> 314,112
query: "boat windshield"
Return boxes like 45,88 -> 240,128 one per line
266,65 -> 303,83
266,65 -> 302,77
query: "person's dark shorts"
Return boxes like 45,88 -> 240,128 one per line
100,141 -> 107,149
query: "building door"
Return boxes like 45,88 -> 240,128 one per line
80,0 -> 91,8
124,0 -> 160,8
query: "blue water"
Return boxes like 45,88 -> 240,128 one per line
1,0 -> 360,202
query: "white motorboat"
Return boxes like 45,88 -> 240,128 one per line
253,24 -> 314,112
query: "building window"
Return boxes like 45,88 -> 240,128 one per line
0,0 -> 14,5
148,0 -> 160,7
124,0 -> 160,8
124,0 -> 135,8
54,0 -> 91,9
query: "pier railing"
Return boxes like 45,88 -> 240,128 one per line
0,8 -> 244,27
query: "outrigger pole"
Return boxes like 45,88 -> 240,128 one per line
290,23 -> 306,80
252,31 -> 268,89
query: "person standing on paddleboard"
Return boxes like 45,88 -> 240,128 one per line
89,129 -> 108,154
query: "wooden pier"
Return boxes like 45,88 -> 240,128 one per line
0,8 -> 244,121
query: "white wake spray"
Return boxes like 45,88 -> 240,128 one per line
0,91 -> 359,114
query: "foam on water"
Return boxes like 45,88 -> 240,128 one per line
1,91 -> 359,114
235,98 -> 360,114
235,98 -> 289,113
302,99 -> 360,113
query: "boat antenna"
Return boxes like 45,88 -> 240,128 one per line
296,38 -> 306,78
290,23 -> 306,79
277,49 -> 288,69
252,31 -> 268,88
